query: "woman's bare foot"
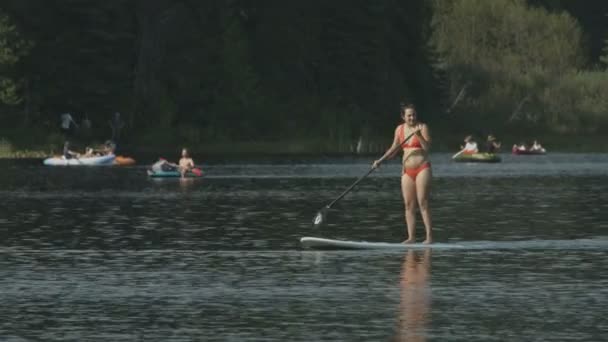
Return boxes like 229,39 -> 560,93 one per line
403,239 -> 415,244
422,238 -> 433,244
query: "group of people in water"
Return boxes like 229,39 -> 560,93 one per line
151,148 -> 196,178
62,138 -> 197,178
460,135 -> 545,154
57,101 -> 544,244
459,134 -> 502,154
512,140 -> 545,153
62,140 -> 116,159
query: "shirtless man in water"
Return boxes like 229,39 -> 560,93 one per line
178,148 -> 195,178
372,103 -> 433,244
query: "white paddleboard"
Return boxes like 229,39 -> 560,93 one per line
300,237 -> 462,250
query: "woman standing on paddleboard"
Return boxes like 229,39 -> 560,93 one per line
372,103 -> 433,244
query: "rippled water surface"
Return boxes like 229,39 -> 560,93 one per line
1,153 -> 607,341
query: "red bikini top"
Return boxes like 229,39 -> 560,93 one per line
396,124 -> 422,149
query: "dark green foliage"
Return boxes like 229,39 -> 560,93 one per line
601,14 -> 608,67
528,0 -> 608,64
431,0 -> 607,133
602,40 -> 608,67
0,0 -> 605,150
0,9 -> 31,105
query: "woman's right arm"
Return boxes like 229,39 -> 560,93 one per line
373,128 -> 400,168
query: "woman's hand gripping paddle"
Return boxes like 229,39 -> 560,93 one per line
312,130 -> 418,227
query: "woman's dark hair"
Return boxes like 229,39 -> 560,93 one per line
400,103 -> 416,117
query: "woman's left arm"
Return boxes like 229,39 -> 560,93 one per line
417,124 -> 432,151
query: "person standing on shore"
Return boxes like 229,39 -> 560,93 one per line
60,112 -> 78,139
81,113 -> 92,139
109,112 -> 124,143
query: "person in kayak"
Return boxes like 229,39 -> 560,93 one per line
151,158 -> 177,173
83,147 -> 95,158
178,148 -> 195,178
460,135 -> 478,154
62,141 -> 80,159
512,141 -> 527,152
102,140 -> 116,155
486,135 -> 501,153
150,149 -> 196,177
530,140 -> 545,152
372,103 -> 433,244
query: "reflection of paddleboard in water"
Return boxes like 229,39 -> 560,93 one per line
300,237 -> 461,250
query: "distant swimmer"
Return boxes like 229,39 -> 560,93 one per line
373,103 -> 433,244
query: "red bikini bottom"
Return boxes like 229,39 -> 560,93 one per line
403,162 -> 431,181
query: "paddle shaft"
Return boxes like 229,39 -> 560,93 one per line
452,149 -> 465,159
324,130 -> 418,210
325,167 -> 375,209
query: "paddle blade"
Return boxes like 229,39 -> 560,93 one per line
312,207 -> 328,227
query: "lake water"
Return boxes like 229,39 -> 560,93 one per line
1,153 -> 607,341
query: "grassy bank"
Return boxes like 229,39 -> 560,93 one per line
0,139 -> 53,158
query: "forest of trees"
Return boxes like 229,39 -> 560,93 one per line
0,0 -> 607,153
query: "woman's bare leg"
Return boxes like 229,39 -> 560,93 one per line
415,168 -> 432,244
401,174 -> 417,243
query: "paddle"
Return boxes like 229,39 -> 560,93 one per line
452,149 -> 465,159
74,154 -> 83,165
312,130 -> 419,227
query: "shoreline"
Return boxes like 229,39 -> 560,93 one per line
2,132 -> 607,159
2,142 -> 607,159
